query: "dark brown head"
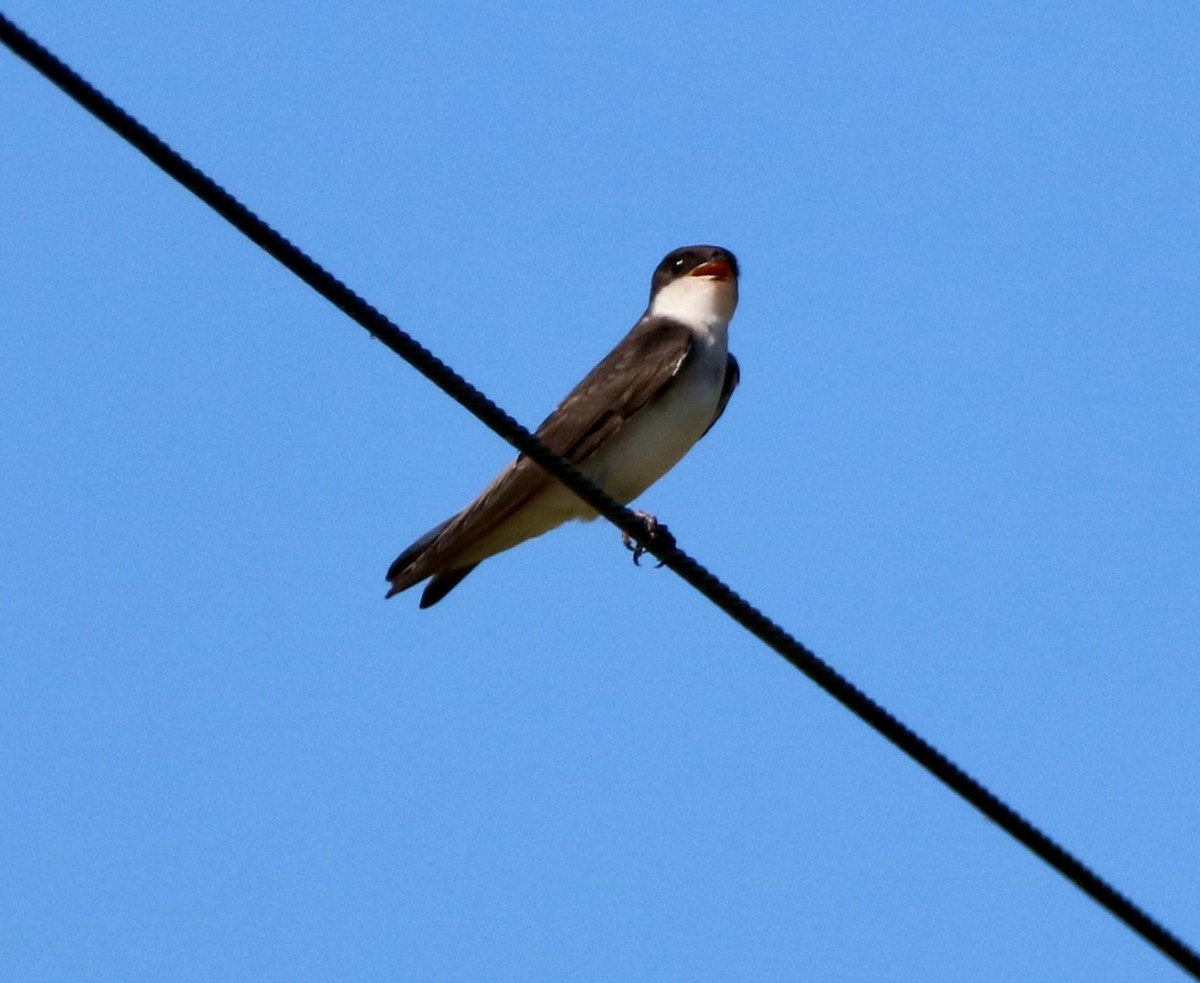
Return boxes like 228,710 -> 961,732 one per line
650,245 -> 739,300
647,245 -> 739,323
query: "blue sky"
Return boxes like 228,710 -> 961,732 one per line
2,3 -> 1198,980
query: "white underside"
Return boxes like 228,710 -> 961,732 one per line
453,275 -> 735,566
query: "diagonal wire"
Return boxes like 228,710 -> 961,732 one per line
3,12 -> 1197,979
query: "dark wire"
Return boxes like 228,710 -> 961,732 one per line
3,12 -> 1197,979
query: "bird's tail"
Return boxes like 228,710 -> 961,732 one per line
384,518 -> 479,607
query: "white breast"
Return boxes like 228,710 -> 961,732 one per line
584,321 -> 728,505
468,273 -> 736,552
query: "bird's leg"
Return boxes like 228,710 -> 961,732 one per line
621,510 -> 675,567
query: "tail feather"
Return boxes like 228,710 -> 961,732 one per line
385,517 -> 482,606
385,517 -> 453,598
419,565 -> 480,608
386,517 -> 453,582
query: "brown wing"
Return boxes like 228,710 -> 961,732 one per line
702,352 -> 739,438
393,317 -> 697,581
534,316 -> 698,461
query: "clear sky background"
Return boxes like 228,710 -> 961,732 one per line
2,3 -> 1198,981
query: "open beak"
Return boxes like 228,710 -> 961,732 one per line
689,259 -> 733,281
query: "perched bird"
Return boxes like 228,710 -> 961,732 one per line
386,244 -> 740,607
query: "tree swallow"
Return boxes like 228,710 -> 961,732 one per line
386,244 -> 740,607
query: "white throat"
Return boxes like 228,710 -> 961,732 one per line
648,276 -> 737,337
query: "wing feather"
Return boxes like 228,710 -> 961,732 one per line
702,352 -> 739,438
393,317 -> 696,582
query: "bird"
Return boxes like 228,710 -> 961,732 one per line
386,244 -> 740,607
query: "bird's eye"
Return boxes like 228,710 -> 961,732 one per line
671,257 -> 686,273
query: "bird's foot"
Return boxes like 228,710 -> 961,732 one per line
621,511 -> 674,567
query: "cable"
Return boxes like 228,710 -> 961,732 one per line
3,12 -> 1197,979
